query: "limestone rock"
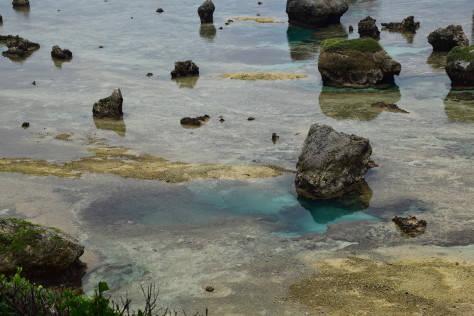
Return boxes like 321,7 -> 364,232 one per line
445,45 -> 474,88
286,0 -> 349,28
198,0 -> 215,23
392,216 -> 427,237
12,0 -> 29,7
92,88 -> 124,119
358,16 -> 380,40
318,38 -> 401,88
51,45 -> 72,59
180,115 -> 210,126
0,218 -> 84,279
428,25 -> 469,52
381,16 -> 420,32
0,35 -> 40,59
295,124 -> 373,199
171,60 -> 199,78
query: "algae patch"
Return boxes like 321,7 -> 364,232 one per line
232,17 -> 282,23
287,257 -> 474,315
0,137 -> 289,182
219,72 -> 308,81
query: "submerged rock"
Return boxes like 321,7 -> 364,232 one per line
428,25 -> 469,52
381,16 -> 420,32
92,88 -> 124,119
445,44 -> 474,89
295,124 -> 373,199
318,38 -> 401,88
0,35 -> 40,59
0,218 -> 85,287
392,216 -> 427,237
198,0 -> 215,24
358,16 -> 380,40
370,101 -> 408,113
286,0 -> 349,28
12,0 -> 29,7
51,45 -> 72,59
171,60 -> 199,78
180,115 -> 210,126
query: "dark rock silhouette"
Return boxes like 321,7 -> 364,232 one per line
92,88 -> 124,119
381,16 -> 419,33
286,0 -> 349,28
0,35 -> 40,60
171,60 -> 199,78
358,16 -> 380,40
392,216 -> 427,237
445,44 -> 474,89
51,45 -> 72,59
12,0 -> 29,7
198,0 -> 215,24
180,115 -> 210,127
428,25 -> 469,51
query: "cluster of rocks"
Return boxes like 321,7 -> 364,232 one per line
0,35 -> 39,59
381,16 -> 420,33
392,216 -> 427,237
198,0 -> 215,23
180,115 -> 210,127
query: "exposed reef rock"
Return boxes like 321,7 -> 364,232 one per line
445,45 -> 474,89
51,45 -> 72,59
286,0 -> 349,28
0,218 -> 85,287
381,16 -> 420,32
12,0 -> 29,7
358,16 -> 380,40
171,60 -> 199,78
295,124 -> 373,199
0,35 -> 40,60
318,38 -> 401,88
198,0 -> 215,23
370,101 -> 408,113
92,88 -> 123,119
392,216 -> 427,237
180,115 -> 210,127
428,25 -> 469,52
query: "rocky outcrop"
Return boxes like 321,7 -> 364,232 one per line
381,16 -> 419,32
0,218 -> 85,286
358,16 -> 380,40
171,60 -> 199,78
428,25 -> 469,52
198,0 -> 215,23
286,0 -> 349,28
0,35 -> 40,59
318,38 -> 401,88
12,0 -> 29,7
392,216 -> 426,237
51,45 -> 72,59
180,115 -> 210,126
445,45 -> 474,88
295,124 -> 373,199
92,88 -> 124,119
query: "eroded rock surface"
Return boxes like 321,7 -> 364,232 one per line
0,34 -> 40,59
51,45 -> 72,59
12,0 -> 29,7
358,16 -> 380,40
392,216 -> 427,237
445,44 -> 474,88
286,0 -> 349,28
381,16 -> 420,32
428,25 -> 469,51
198,0 -> 215,23
92,88 -> 124,119
171,60 -> 199,78
180,115 -> 210,126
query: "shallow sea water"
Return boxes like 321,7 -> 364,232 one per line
1,0 -> 474,314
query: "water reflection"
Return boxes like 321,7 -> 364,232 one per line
444,90 -> 474,122
199,23 -> 216,42
319,87 -> 401,121
426,51 -> 448,71
172,75 -> 199,88
287,24 -> 347,61
382,29 -> 415,44
53,58 -> 72,68
13,5 -> 30,17
93,117 -> 126,136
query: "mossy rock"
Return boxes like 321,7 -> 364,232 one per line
321,38 -> 382,53
446,45 -> 474,62
0,218 -> 84,276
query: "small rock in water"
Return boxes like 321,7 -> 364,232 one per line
247,116 -> 255,121
180,115 -> 210,126
12,0 -> 29,7
271,133 -> 279,143
348,25 -> 354,33
171,60 -> 199,78
51,45 -> 72,59
258,1 -> 263,5
99,45 -> 104,48
392,216 -> 427,237
218,27 -> 223,30
22,122 -> 30,128
92,88 -> 124,119
156,8 -> 164,13
146,72 -> 153,77
220,118 -> 225,122
31,81 -> 36,85
205,286 -> 214,292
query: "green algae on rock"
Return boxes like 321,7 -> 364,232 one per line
447,45 -> 474,62
232,17 -> 283,23
219,72 -> 308,80
287,257 -> 474,315
321,38 -> 383,53
0,138 -> 289,182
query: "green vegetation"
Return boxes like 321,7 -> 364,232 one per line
0,219 -> 44,255
447,45 -> 474,62
219,72 -> 308,80
321,38 -> 382,53
0,271 -> 208,315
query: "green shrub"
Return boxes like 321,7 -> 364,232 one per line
447,45 -> 474,62
321,38 -> 383,53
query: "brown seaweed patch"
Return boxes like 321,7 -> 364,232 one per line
287,257 -> 474,315
54,133 -> 73,141
219,72 -> 308,81
232,17 -> 283,23
0,142 -> 289,182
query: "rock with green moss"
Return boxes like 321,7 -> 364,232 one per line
0,218 -> 84,286
445,45 -> 474,88
318,38 -> 401,88
295,124 -> 373,199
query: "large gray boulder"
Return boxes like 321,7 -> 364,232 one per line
0,218 -> 84,279
295,124 -> 373,199
445,44 -> 474,89
318,38 -> 401,88
198,0 -> 215,24
92,88 -> 124,119
428,25 -> 469,52
12,0 -> 29,7
286,0 -> 349,28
